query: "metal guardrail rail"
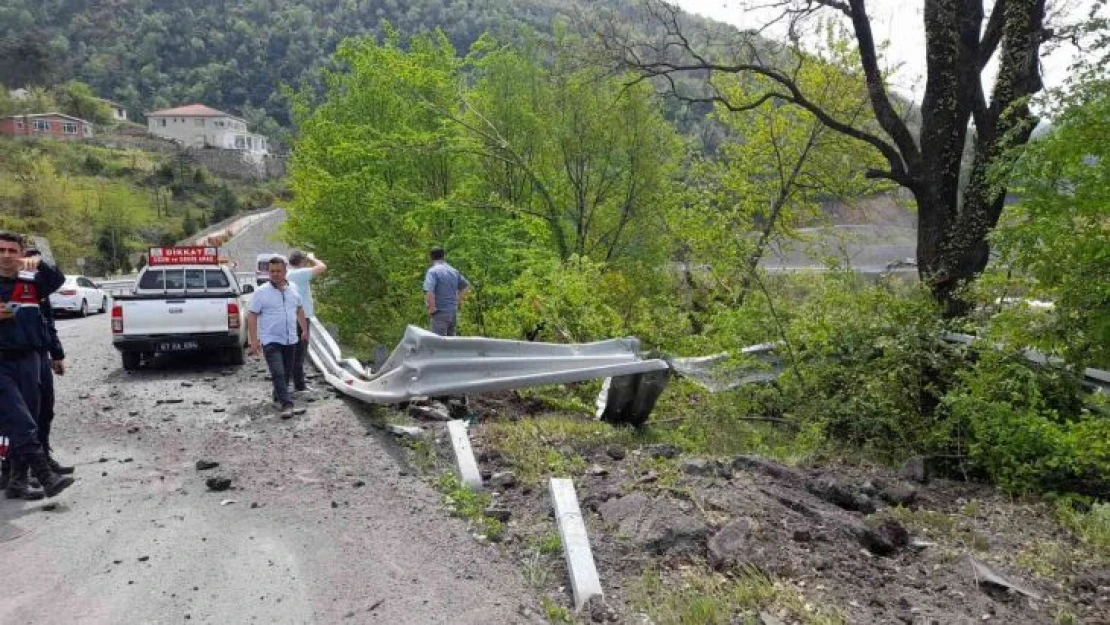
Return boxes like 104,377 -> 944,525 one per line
305,319 -> 671,415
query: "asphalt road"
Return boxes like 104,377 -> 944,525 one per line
0,313 -> 534,624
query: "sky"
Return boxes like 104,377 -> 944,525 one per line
671,0 -> 1103,96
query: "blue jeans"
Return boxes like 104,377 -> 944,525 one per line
0,352 -> 42,456
263,343 -> 297,407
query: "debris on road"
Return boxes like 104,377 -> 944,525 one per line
386,424 -> 427,440
968,556 -> 1042,600
205,477 -> 232,492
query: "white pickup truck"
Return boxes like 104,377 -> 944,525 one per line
111,247 -> 255,370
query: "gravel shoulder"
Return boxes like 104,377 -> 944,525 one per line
0,314 -> 534,624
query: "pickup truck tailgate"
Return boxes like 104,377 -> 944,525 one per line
120,297 -> 230,336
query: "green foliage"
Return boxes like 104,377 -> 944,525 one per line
54,80 -> 113,124
985,78 -> 1110,370
0,0 -> 732,144
0,138 -> 261,273
434,471 -> 503,541
773,275 -> 955,457
631,566 -> 846,625
1055,497 -> 1110,555
943,352 -> 1110,497
288,29 -> 682,348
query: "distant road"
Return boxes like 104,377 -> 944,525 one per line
760,225 -> 917,275
221,208 -> 292,275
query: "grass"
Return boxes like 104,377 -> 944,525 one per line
480,381 -> 827,487
1055,499 -> 1110,556
480,377 -> 829,489
539,596 -> 575,624
881,506 -> 991,552
482,415 -> 662,485
630,565 -> 846,625
1013,540 -> 1077,579
434,472 -> 504,541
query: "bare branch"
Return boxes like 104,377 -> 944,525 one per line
845,0 -> 921,166
980,0 -> 1008,68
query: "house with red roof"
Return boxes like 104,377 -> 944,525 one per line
146,103 -> 269,155
0,113 -> 94,141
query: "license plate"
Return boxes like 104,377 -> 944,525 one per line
157,341 -> 199,352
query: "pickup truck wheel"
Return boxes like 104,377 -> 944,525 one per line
79,300 -> 88,317
121,352 -> 141,371
227,344 -> 246,366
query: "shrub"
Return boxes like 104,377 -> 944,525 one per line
943,352 -> 1110,496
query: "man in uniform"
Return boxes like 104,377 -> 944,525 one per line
0,231 -> 75,498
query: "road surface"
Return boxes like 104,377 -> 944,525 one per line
0,314 -> 535,624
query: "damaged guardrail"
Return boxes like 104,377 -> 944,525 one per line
306,321 -> 673,424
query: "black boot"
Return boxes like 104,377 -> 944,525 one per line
23,449 -> 74,498
0,458 -> 10,490
5,459 -> 45,500
48,455 -> 75,475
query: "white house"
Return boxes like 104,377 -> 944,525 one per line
99,98 -> 128,122
146,104 -> 269,155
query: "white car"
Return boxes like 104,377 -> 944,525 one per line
50,275 -> 110,317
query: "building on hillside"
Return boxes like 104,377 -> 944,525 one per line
145,104 -> 269,155
8,88 -> 29,100
99,98 -> 128,122
0,113 -> 94,141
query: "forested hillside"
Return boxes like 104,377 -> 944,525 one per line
0,0 -> 723,145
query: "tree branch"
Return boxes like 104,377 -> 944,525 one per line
845,0 -> 921,167
979,0 -> 1008,68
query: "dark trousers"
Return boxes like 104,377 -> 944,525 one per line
263,343 -> 297,407
38,354 -> 55,451
0,352 -> 43,457
292,324 -> 309,391
430,311 -> 457,337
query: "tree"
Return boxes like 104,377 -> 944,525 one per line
678,39 -> 890,307
212,184 -> 241,221
986,76 -> 1110,369
54,80 -> 112,124
288,27 -> 683,345
463,32 -> 682,264
0,31 -> 60,87
599,0 -> 1059,314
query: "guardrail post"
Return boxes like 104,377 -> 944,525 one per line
446,420 -> 482,490
549,478 -> 603,612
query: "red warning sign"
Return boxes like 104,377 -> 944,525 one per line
148,246 -> 220,266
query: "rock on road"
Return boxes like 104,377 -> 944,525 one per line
0,314 -> 534,624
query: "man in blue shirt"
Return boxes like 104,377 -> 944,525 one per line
423,247 -> 470,337
287,250 -> 327,394
247,256 -> 309,417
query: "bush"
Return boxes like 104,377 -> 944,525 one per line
772,276 -> 959,460
943,352 -> 1110,496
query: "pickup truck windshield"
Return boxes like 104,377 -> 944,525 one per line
139,268 -> 231,290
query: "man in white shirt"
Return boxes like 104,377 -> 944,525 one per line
247,256 -> 308,417
286,250 -> 327,394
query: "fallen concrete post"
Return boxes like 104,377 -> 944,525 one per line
549,478 -> 603,612
447,420 -> 482,491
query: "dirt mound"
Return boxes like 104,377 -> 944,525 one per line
469,432 -> 1108,624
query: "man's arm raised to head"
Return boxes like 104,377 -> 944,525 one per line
308,253 -> 327,277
